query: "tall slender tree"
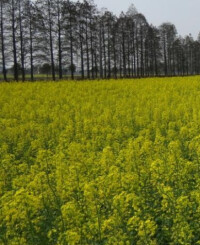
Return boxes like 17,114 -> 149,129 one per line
11,0 -> 18,81
0,0 -> 7,81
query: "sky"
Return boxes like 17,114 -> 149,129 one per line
92,0 -> 200,39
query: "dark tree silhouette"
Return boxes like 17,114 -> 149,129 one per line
0,0 -> 7,81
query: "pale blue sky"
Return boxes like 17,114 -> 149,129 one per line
93,0 -> 199,39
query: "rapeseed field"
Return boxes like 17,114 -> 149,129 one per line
1,77 -> 200,244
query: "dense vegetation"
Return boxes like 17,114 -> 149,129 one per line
1,0 -> 200,81
1,77 -> 200,244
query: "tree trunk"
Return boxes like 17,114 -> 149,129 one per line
90,17 -> 94,79
48,0 -> 55,81
140,26 -> 144,77
102,24 -> 106,78
79,22 -> 84,79
19,0 -> 25,82
163,35 -> 168,76
136,28 -> 139,77
29,3 -> 34,81
99,20 -> 103,79
12,0 -> 18,81
107,23 -> 111,78
122,31 -> 126,77
69,13 -> 74,80
85,17 -> 90,78
113,35 -> 117,79
0,0 -> 7,81
57,0 -> 62,79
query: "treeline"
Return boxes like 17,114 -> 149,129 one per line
1,0 -> 200,81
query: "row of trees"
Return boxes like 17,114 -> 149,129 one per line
0,0 -> 200,81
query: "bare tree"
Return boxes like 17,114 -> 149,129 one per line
0,0 -> 7,81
